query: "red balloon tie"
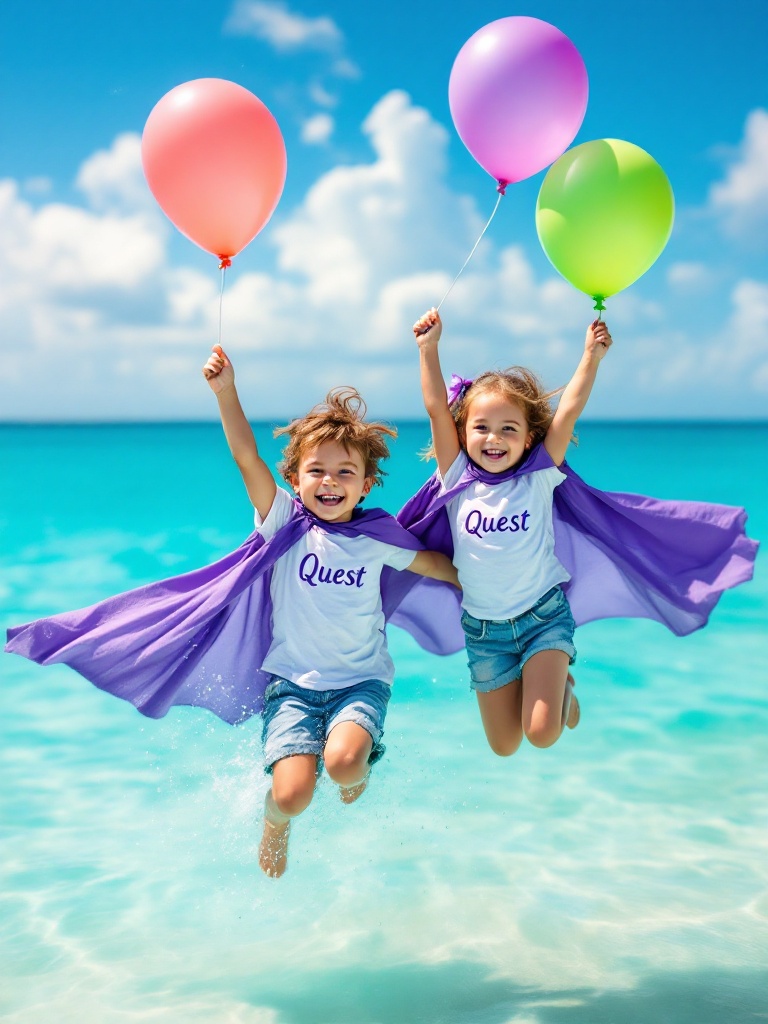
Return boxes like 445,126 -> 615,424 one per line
218,256 -> 232,270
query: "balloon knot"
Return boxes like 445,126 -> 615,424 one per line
496,180 -> 508,196
592,295 -> 606,311
218,256 -> 232,270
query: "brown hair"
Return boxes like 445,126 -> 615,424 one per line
275,386 -> 397,488
423,367 -> 566,460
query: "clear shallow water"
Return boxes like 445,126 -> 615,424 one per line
1,423 -> 767,1024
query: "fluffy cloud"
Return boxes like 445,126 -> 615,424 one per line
0,177 -> 164,300
708,108 -> 768,239
725,278 -> 768,372
5,92 -> 768,420
4,91 -> 588,419
308,82 -> 338,108
300,113 -> 334,145
225,0 -> 342,52
224,0 -> 361,109
274,92 -> 459,306
666,262 -> 713,290
22,177 -> 52,197
76,133 -> 156,214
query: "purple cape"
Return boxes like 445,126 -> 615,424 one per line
5,453 -> 758,724
5,500 -> 460,725
396,444 -> 758,640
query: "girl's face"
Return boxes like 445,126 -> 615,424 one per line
290,441 -> 373,522
463,392 -> 534,473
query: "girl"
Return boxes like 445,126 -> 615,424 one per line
407,307 -> 757,759
412,308 -> 606,756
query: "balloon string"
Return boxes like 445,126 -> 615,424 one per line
218,257 -> 231,347
436,189 -> 505,312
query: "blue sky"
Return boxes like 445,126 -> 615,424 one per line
1,0 -> 766,420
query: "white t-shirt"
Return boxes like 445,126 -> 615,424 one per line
442,451 -> 570,620
254,488 -> 416,690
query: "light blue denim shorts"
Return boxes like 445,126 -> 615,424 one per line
261,676 -> 391,772
461,586 -> 576,693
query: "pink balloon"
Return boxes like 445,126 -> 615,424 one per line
142,79 -> 287,260
448,17 -> 588,187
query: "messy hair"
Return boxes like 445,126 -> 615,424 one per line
275,386 -> 397,488
423,367 -> 566,460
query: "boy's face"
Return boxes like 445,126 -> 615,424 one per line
290,441 -> 373,522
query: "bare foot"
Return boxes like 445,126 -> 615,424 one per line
339,772 -> 370,805
259,816 -> 290,878
564,673 -> 580,730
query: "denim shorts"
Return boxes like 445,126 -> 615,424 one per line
261,676 -> 391,772
461,586 -> 576,693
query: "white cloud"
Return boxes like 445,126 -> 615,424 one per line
272,90 -> 459,308
224,1 -> 360,85
708,108 -> 768,238
166,268 -> 219,326
22,176 -> 52,196
300,113 -> 334,145
593,276 -> 768,409
0,160 -> 199,417
4,91 -> 588,419
752,363 -> 768,393
331,57 -> 362,81
0,178 -> 164,298
5,92 -> 768,421
726,278 -> 768,367
76,132 -> 155,214
225,0 -> 342,53
309,82 -> 337,108
666,262 -> 712,289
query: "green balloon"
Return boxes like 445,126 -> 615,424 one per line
536,139 -> 674,302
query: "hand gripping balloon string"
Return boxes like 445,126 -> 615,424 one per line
217,257 -> 231,347
435,187 -> 505,313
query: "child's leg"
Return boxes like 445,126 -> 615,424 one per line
260,678 -> 326,878
463,612 -> 525,756
324,722 -> 374,803
520,649 -> 573,748
475,679 -> 524,756
260,753 -> 318,878
270,752 -> 319,817
323,679 -> 391,803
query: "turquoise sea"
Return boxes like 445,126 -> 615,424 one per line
1,422 -> 767,1024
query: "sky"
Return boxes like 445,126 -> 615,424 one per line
1,0 -> 766,421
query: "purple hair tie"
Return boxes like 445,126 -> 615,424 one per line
446,374 -> 473,405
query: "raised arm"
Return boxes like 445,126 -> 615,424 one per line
544,320 -> 613,466
203,345 -> 277,520
412,308 -> 461,477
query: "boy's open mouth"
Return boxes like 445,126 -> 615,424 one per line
483,449 -> 507,460
317,493 -> 344,506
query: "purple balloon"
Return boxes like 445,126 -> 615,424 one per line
449,17 -> 589,186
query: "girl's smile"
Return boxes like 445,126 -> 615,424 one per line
464,393 -> 533,473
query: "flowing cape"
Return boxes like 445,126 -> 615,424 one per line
396,445 -> 758,640
5,456 -> 758,723
5,502 -> 460,725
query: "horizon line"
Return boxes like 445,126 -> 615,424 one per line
2,418 -> 768,428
